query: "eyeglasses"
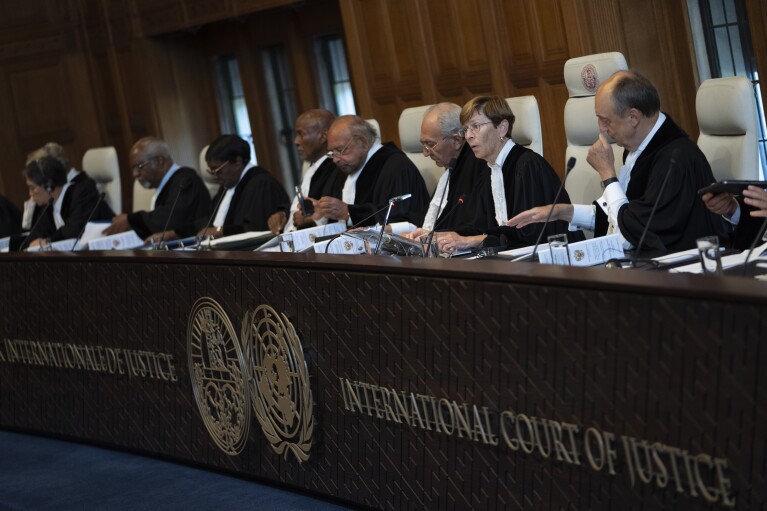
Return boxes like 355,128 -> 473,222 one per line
458,121 -> 494,138
130,157 -> 157,172
326,136 -> 356,158
206,161 -> 229,176
420,136 -> 448,155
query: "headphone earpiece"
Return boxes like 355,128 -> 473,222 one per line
38,158 -> 54,193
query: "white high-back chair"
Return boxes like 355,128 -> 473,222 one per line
198,145 -> 220,198
82,146 -> 122,214
563,52 -> 628,207
398,105 -> 442,195
696,76 -> 760,181
506,96 -> 543,156
132,181 -> 154,212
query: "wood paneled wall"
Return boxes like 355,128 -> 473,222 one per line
0,0 -> 765,212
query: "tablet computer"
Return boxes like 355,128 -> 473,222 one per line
697,180 -> 767,196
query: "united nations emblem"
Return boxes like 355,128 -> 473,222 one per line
188,297 -> 250,456
343,240 -> 352,251
308,234 -> 316,243
243,305 -> 313,462
575,249 -> 585,262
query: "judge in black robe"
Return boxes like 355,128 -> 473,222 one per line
592,115 -> 727,252
431,143 -> 487,229
126,167 -> 211,239
456,144 -> 581,248
317,116 -> 429,228
24,158 -> 114,244
0,194 -> 21,237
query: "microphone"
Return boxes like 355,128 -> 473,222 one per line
197,186 -> 227,251
71,192 -> 106,251
374,194 -> 412,255
156,180 -> 192,250
389,193 -> 412,203
605,152 -> 678,269
321,202 -> 397,253
528,157 -> 576,262
18,198 -> 53,252
423,194 -> 467,257
741,215 -> 767,277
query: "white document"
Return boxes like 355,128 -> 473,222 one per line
537,233 -> 624,266
77,221 -> 113,250
87,230 -> 145,251
670,241 -> 767,274
0,236 -> 9,252
266,223 -> 346,253
309,235 -> 368,254
652,248 -> 704,265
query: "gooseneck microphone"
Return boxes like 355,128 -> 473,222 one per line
197,187 -> 228,251
373,194 -> 412,255
72,192 -> 106,251
605,151 -> 678,269
423,194 -> 467,257
18,198 -> 54,252
156,180 -> 191,250
321,201 -> 400,253
528,157 -> 576,262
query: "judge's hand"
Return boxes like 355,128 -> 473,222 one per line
102,213 -> 130,235
145,230 -> 179,245
316,197 -> 349,222
196,226 -> 223,240
403,227 -> 430,240
435,232 -> 486,252
267,211 -> 287,235
743,186 -> 767,217
701,191 -> 738,218
292,210 -> 316,229
28,238 -> 45,248
507,204 -> 574,229
587,132 -> 616,180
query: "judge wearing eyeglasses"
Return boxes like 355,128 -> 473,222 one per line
310,115 -> 429,227
436,96 -> 579,252
103,137 -> 210,239
157,134 -> 289,242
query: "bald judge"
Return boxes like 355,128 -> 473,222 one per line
312,115 -> 429,227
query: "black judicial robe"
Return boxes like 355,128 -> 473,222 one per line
177,165 -> 289,237
456,144 -> 580,248
126,167 -> 212,239
321,142 -> 429,226
306,158 -> 337,200
594,115 -> 727,252
426,143 -> 486,230
28,172 -> 115,242
0,194 -> 21,237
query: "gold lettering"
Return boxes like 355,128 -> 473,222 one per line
714,458 -> 735,508
515,414 -> 535,454
345,379 -> 362,413
166,354 -> 178,382
532,418 -> 552,458
437,398 -> 455,435
693,453 -> 720,503
409,393 -> 427,429
500,410 -> 519,450
452,403 -> 473,440
651,442 -> 669,488
548,420 -> 573,464
390,390 -> 411,426
481,407 -> 499,446
585,427 -> 606,472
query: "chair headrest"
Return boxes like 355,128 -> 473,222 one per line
81,147 -> 119,183
366,118 -> 381,143
696,76 -> 757,136
505,96 -> 540,147
564,52 -> 628,98
398,105 -> 433,153
564,97 -> 601,146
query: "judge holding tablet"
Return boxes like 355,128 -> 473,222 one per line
702,184 -> 767,249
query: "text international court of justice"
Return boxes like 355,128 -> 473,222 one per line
1,1 -> 767,510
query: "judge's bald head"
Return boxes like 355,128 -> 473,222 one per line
294,109 -> 335,163
327,116 -> 378,175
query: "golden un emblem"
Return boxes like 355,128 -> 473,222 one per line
187,297 -> 250,456
243,305 -> 314,462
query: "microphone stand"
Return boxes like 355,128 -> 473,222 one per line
529,157 -> 576,262
71,192 -> 106,251
741,215 -> 767,277
156,180 -> 191,250
423,194 -> 467,257
18,198 -> 54,252
197,188 -> 227,251
322,202 -> 395,254
373,200 -> 396,255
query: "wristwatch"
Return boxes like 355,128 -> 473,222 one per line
601,177 -> 619,189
